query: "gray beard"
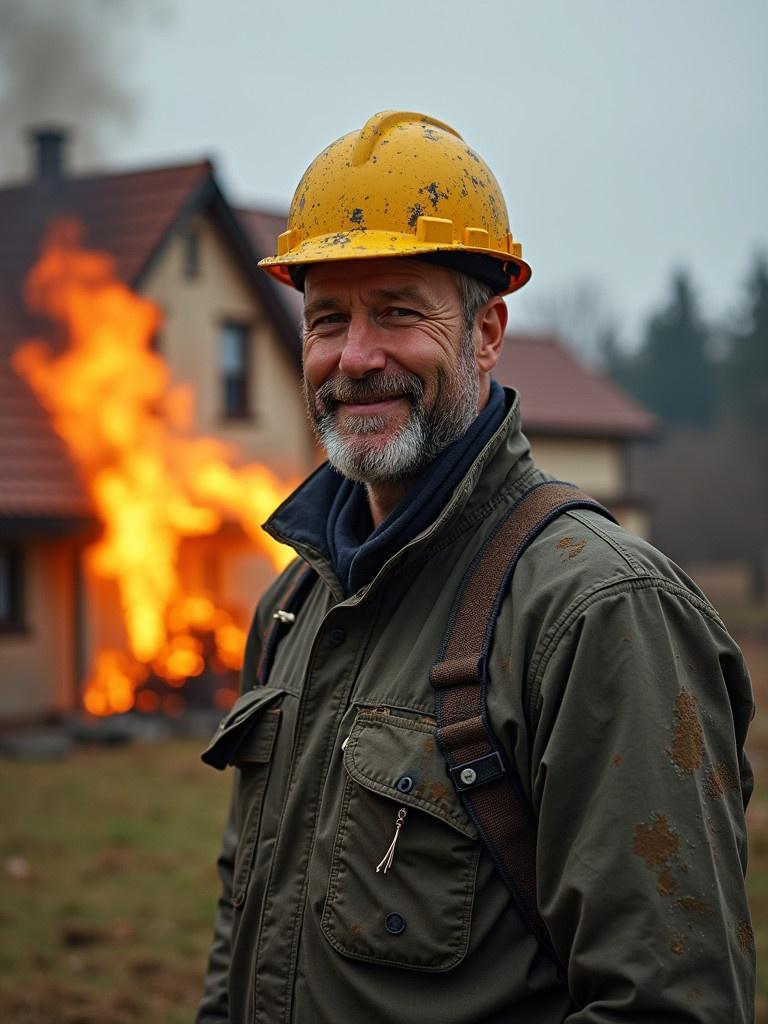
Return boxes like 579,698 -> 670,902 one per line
304,334 -> 481,485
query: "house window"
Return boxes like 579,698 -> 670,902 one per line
0,545 -> 25,632
219,322 -> 251,419
149,303 -> 166,351
183,229 -> 200,279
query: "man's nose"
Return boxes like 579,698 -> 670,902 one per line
337,319 -> 387,379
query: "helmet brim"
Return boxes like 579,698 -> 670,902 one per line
258,228 -> 531,297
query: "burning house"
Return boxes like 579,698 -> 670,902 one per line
0,130 -> 316,723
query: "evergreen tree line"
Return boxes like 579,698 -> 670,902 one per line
600,254 -> 768,436
594,254 -> 767,590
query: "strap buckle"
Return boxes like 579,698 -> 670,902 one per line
450,750 -> 506,792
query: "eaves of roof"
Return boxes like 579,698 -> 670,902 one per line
496,334 -> 658,439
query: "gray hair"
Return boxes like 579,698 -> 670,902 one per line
454,271 -> 495,335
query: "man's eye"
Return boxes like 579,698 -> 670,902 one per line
310,313 -> 346,328
385,307 -> 419,319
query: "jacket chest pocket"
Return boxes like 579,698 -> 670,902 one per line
202,686 -> 284,906
321,709 -> 480,972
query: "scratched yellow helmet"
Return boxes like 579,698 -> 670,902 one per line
258,110 -> 531,296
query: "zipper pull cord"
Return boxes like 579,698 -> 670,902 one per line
375,807 -> 407,874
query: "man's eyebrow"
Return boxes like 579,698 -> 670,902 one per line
303,285 -> 438,325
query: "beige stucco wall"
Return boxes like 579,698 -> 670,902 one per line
609,505 -> 650,539
527,435 -> 624,500
528,434 -> 649,537
141,213 -> 314,482
0,540 -> 76,720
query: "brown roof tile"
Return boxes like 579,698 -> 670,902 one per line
496,334 -> 657,438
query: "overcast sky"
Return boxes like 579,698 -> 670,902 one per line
3,0 -> 767,348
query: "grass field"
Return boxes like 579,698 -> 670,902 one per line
1,599 -> 766,1022
0,739 -> 230,1023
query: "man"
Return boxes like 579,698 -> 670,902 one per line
197,111 -> 754,1023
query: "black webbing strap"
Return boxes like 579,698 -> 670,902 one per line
255,559 -> 317,686
430,481 -> 617,971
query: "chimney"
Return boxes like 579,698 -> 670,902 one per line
28,127 -> 69,183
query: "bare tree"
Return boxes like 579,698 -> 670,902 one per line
524,277 -> 621,365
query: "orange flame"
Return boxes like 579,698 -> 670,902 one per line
12,220 -> 297,714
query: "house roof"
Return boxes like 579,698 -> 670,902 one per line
495,334 -> 657,438
235,207 -> 304,328
0,158 -> 301,520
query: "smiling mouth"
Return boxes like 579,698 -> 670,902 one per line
337,395 -> 406,413
314,371 -> 424,419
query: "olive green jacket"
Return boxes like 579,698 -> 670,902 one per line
197,392 -> 754,1024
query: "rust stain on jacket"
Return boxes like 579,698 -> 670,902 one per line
706,760 -> 738,800
736,919 -> 754,954
675,895 -> 712,915
428,781 -> 450,803
669,689 -> 704,775
556,537 -> 587,560
632,813 -> 680,895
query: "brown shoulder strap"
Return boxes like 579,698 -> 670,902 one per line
430,481 -> 617,972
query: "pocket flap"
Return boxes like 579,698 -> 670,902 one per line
201,686 -> 284,770
343,709 -> 477,839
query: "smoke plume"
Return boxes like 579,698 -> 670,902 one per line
0,0 -> 169,182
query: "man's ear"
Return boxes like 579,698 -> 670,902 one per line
475,296 -> 508,373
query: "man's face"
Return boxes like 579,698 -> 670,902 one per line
301,259 -> 483,484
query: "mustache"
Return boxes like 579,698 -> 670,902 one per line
314,371 -> 424,410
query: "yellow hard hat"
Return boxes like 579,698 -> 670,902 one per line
258,110 -> 531,296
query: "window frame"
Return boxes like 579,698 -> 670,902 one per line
182,228 -> 200,280
218,320 -> 254,421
